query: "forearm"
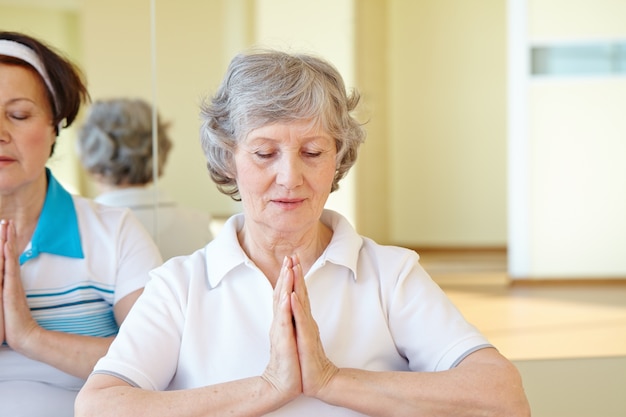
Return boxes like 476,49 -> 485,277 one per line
15,327 -> 114,379
76,374 -> 293,417
0,303 -> 4,342
316,352 -> 530,417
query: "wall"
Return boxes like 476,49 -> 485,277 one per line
1,0 -> 509,249
387,0 -> 508,247
515,356 -> 626,417
353,0 -> 390,241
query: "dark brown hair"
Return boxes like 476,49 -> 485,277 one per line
0,31 -> 90,138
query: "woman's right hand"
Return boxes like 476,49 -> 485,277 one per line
261,256 -> 302,403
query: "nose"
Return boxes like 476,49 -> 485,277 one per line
0,116 -> 8,142
275,153 -> 304,189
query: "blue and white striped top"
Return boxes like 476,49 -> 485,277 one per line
0,169 -> 163,414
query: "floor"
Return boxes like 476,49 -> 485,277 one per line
418,249 -> 626,361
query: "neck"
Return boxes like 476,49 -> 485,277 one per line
96,181 -> 151,194
238,220 -> 332,287
0,171 -> 48,253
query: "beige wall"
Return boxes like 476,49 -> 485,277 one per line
387,0 -> 507,247
515,356 -> 626,417
0,0 -> 509,249
529,0 -> 626,39
353,0 -> 390,241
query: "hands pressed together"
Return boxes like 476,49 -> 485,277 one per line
262,254 -> 339,405
0,219 -> 41,353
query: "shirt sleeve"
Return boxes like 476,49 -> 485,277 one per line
383,248 -> 492,372
113,210 -> 164,303
92,258 -> 190,390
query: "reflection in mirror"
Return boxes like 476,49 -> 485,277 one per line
75,96 -> 214,259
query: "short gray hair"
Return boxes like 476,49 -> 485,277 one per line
77,98 -> 172,185
200,49 -> 366,200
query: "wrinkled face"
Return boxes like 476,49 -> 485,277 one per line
234,120 -> 337,235
0,62 -> 55,193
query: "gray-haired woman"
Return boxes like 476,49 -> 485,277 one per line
76,49 -> 530,417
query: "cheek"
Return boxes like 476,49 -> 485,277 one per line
235,164 -> 266,195
314,161 -> 337,189
22,127 -> 55,158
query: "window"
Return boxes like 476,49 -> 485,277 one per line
531,41 -> 626,76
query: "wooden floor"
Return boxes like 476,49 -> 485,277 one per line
418,249 -> 626,361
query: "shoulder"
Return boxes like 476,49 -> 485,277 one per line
72,193 -> 132,218
359,237 -> 422,277
152,247 -> 209,281
72,194 -> 160,260
322,210 -> 423,282
145,248 -> 209,297
361,237 -> 420,261
72,194 -> 145,231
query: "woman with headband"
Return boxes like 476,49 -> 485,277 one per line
0,32 -> 163,416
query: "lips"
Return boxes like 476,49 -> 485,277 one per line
273,198 -> 304,204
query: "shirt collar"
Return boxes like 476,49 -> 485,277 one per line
204,213 -> 251,288
204,209 -> 362,287
20,169 -> 84,265
94,185 -> 175,209
316,209 -> 362,280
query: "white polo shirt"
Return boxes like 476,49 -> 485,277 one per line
95,185 -> 213,260
94,209 -> 490,416
0,169 -> 163,417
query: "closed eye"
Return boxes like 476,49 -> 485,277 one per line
10,112 -> 29,121
303,151 -> 322,158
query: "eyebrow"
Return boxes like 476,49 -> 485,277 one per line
4,97 -> 37,105
246,133 -> 333,143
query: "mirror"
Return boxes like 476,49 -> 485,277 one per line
0,0 -> 244,221
0,0 -> 357,228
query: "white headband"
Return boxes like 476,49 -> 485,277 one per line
0,39 -> 65,131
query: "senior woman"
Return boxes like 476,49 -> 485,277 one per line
76,49 -> 530,417
0,31 -> 163,416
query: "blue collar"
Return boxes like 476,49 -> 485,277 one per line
20,169 -> 84,265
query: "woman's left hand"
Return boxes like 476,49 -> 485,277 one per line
289,254 -> 339,398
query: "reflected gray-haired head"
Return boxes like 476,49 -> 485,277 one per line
77,98 -> 172,185
200,49 -> 366,201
